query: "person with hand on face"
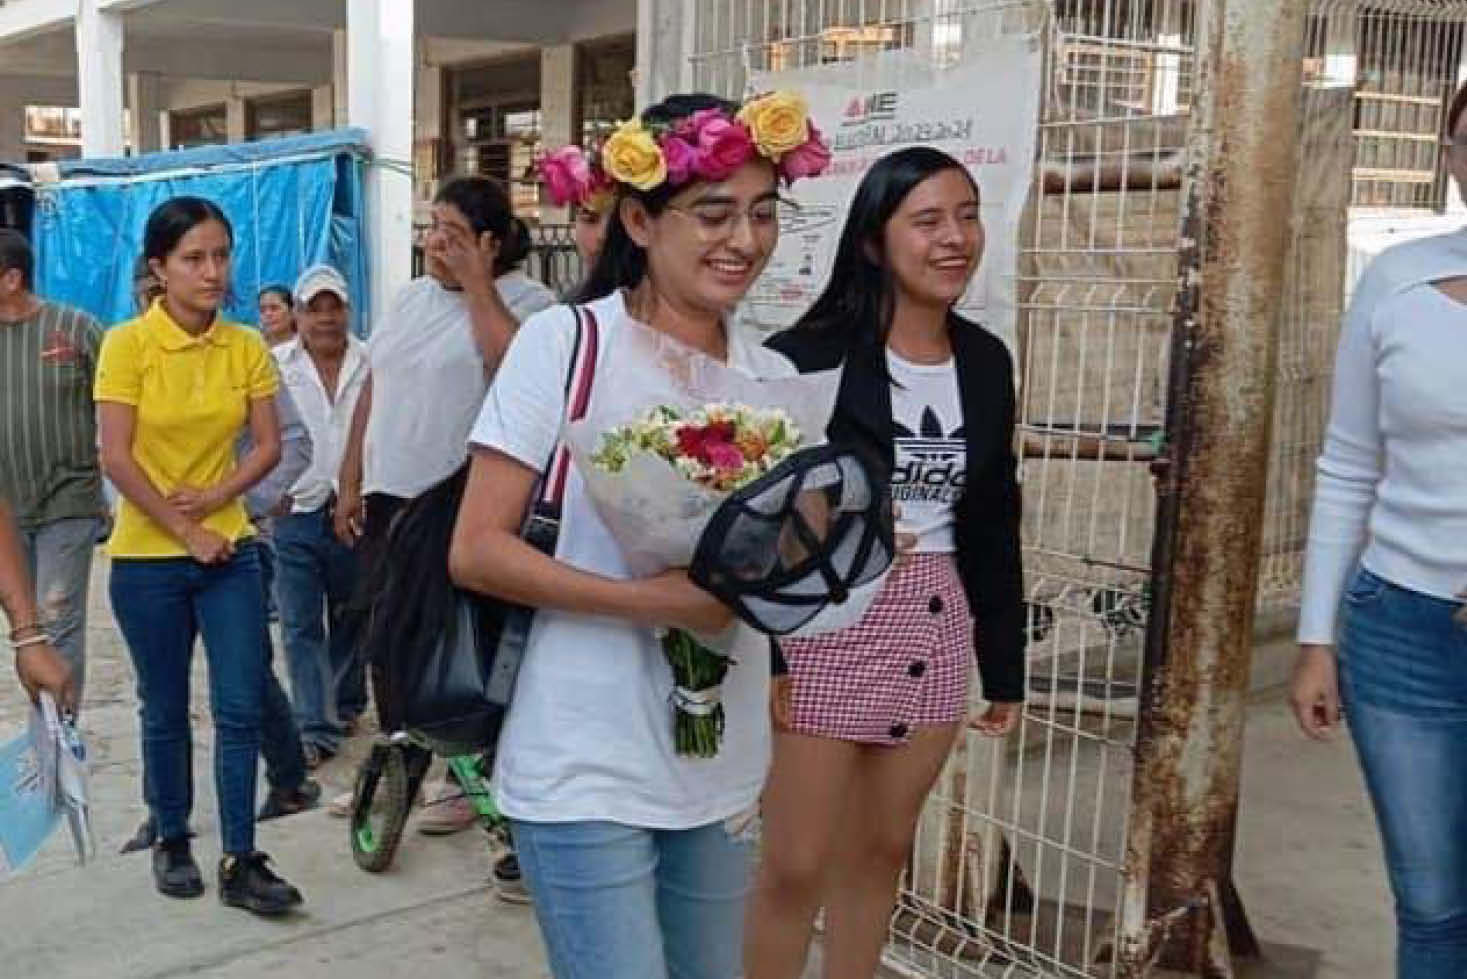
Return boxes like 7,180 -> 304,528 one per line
257,285 -> 297,348
3,498 -> 77,712
747,147 -> 1025,979
271,265 -> 369,769
1290,79 -> 1467,979
328,177 -> 555,831
449,92 -> 830,979
95,196 -> 303,916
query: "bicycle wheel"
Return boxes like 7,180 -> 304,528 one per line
350,743 -> 412,873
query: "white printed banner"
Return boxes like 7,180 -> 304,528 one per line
748,35 -> 1043,354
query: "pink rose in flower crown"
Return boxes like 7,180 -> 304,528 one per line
539,146 -> 592,207
661,135 -> 699,186
690,112 -> 757,182
779,123 -> 833,182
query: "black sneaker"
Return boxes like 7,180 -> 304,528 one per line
153,837 -> 205,899
219,852 -> 304,916
492,851 -> 531,905
258,779 -> 324,822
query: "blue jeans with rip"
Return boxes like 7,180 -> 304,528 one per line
110,547 -> 268,855
1339,567 -> 1467,979
21,516 -> 100,710
274,507 -> 364,755
510,818 -> 752,979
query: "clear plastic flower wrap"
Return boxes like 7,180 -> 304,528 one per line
566,314 -> 842,577
564,312 -> 845,757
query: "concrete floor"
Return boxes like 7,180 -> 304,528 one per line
0,560 -> 1393,978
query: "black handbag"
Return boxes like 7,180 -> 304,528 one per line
370,306 -> 601,756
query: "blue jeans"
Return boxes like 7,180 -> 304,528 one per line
1339,568 -> 1467,979
110,548 -> 268,855
274,507 -> 364,754
511,818 -> 752,979
250,538 -> 308,793
21,517 -> 100,710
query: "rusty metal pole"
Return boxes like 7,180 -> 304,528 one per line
1115,0 -> 1308,975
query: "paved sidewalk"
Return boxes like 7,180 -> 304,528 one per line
0,560 -> 1392,978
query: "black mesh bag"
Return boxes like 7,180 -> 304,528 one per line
689,442 -> 893,635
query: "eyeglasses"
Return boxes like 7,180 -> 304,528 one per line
663,198 -> 798,242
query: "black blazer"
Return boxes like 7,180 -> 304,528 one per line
767,316 -> 1026,703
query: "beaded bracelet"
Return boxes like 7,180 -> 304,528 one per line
7,622 -> 45,642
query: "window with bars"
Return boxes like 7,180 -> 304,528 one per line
449,54 -> 544,220
1351,13 -> 1463,209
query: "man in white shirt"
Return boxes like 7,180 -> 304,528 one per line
272,266 -> 371,766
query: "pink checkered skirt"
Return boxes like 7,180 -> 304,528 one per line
779,553 -> 973,745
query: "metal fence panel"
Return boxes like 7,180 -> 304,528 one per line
691,1 -> 1183,975
685,0 -> 1466,974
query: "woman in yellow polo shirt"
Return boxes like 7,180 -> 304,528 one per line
95,196 -> 303,916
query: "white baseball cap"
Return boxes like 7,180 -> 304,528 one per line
294,264 -> 350,306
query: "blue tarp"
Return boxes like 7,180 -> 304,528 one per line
30,128 -> 371,334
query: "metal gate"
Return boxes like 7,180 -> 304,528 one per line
691,1 -> 1188,974
685,0 -> 1463,975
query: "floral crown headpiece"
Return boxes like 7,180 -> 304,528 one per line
538,91 -> 832,206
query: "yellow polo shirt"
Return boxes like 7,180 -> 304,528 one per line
94,301 -> 278,558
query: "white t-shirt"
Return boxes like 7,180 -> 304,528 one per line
274,336 -> 370,513
363,271 -> 556,499
469,289 -> 789,829
888,349 -> 966,553
1299,282 -> 1467,642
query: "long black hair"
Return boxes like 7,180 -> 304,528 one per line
790,146 -> 977,352
570,93 -> 744,304
435,176 -> 531,276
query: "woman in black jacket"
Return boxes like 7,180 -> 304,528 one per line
746,147 -> 1025,979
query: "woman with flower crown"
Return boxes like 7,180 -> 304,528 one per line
448,92 -> 831,979
540,143 -> 616,271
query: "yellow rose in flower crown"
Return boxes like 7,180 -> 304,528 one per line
602,119 -> 667,191
737,91 -> 812,160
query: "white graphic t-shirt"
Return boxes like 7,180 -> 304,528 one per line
889,349 -> 966,553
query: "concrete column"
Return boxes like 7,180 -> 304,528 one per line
127,72 -> 163,154
76,0 -> 125,158
312,85 -> 335,131
349,0 -> 415,332
415,40 -> 443,206
225,95 -> 247,143
636,0 -> 695,108
540,43 -> 577,223
0,90 -> 26,163
333,29 -> 349,128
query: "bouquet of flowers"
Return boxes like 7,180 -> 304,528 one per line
567,315 -> 841,757
591,404 -> 803,756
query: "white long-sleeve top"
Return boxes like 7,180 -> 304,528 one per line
1298,232 -> 1467,644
